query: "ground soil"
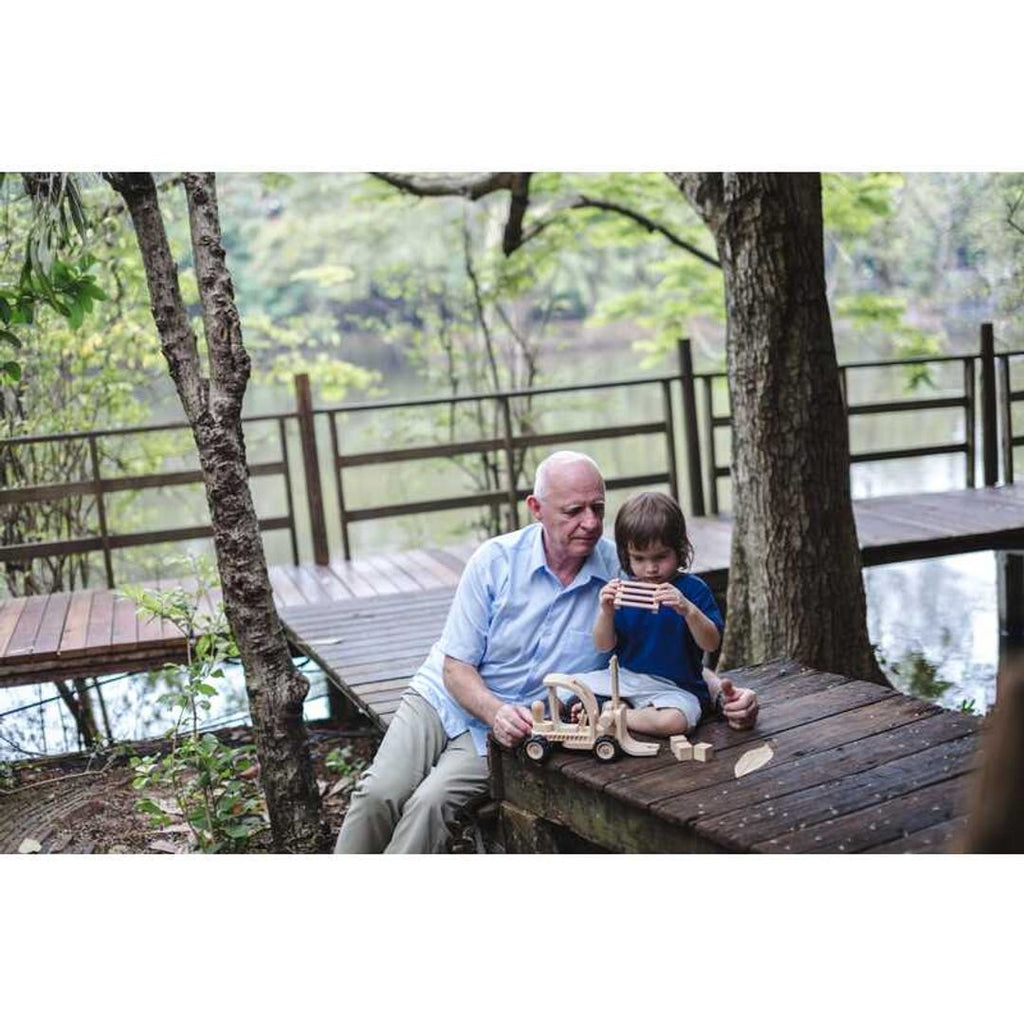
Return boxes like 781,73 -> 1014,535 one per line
0,720 -> 380,854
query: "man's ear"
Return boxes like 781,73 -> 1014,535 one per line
526,495 -> 542,521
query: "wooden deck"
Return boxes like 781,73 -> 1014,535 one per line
489,658 -> 982,853
0,483 -> 1022,696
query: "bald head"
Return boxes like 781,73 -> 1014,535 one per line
532,451 -> 603,501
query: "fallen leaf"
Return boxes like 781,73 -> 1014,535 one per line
328,776 -> 355,798
18,838 -> 42,854
159,823 -> 193,834
147,838 -> 182,854
734,743 -> 774,778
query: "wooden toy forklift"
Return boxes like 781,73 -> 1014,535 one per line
522,655 -> 660,764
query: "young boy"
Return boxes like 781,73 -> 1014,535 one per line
571,491 -> 725,737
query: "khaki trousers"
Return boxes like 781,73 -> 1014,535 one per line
334,691 -> 490,854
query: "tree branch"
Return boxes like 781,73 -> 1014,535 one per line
370,172 -> 517,200
372,171 -> 722,266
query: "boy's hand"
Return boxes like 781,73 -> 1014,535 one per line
719,677 -> 759,730
599,579 -> 622,610
652,583 -> 690,616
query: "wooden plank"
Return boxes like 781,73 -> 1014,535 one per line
688,712 -> 979,847
111,593 -> 140,651
135,595 -> 167,645
326,559 -> 379,598
84,590 -> 116,655
424,546 -> 472,577
0,598 -> 29,659
29,592 -> 71,659
4,595 -> 48,658
704,733 -> 977,850
359,553 -> 419,593
395,548 -> 464,588
754,774 -> 972,853
558,676 -> 894,797
268,565 -> 307,606
58,590 -> 93,655
283,565 -> 334,604
601,693 -> 942,815
303,563 -> 354,601
862,815 -> 968,853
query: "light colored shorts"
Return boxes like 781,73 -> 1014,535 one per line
558,666 -> 702,732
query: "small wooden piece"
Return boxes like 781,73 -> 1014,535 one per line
670,734 -> 693,761
693,741 -> 714,762
614,579 -> 659,612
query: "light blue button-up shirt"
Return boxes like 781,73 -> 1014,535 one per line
409,523 -> 620,755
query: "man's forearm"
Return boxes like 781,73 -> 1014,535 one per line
443,655 -> 504,726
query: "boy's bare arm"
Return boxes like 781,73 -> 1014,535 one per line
653,584 -> 721,651
593,578 -> 620,652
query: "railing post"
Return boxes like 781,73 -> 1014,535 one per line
999,354 -> 1014,485
499,395 -> 520,531
964,357 -> 976,489
981,323 -> 999,486
677,338 -> 705,517
294,373 -> 330,566
327,412 -> 351,561
87,435 -> 115,588
277,419 -> 300,565
660,379 -> 679,504
702,376 -> 719,516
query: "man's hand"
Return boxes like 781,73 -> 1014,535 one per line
719,677 -> 759,730
492,703 -> 534,748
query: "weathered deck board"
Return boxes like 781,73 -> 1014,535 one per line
490,662 -> 981,854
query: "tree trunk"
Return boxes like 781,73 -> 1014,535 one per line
670,173 -> 886,685
105,172 -> 327,851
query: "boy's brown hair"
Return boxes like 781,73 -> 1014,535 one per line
614,491 -> 694,575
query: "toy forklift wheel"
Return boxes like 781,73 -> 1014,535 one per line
523,736 -> 551,764
594,736 -> 621,763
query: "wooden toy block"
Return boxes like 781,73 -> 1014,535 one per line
672,742 -> 693,761
693,742 -> 714,762
614,580 -> 660,611
669,733 -> 691,752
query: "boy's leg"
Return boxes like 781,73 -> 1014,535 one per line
386,730 -> 489,854
335,691 -> 453,854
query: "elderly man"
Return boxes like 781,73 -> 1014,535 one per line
335,451 -> 758,854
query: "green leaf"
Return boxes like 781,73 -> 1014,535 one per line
1,328 -> 22,348
2,361 -> 22,383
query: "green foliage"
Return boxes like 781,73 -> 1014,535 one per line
833,293 -> 943,389
822,173 -> 904,238
0,174 -> 108,385
958,697 -> 979,716
124,556 -> 267,853
878,642 -> 954,702
324,744 -> 366,777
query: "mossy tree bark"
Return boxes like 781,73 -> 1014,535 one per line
669,172 -> 886,685
104,172 -> 327,852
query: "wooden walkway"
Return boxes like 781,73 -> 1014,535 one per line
489,658 -> 982,853
1,484 -> 1022,698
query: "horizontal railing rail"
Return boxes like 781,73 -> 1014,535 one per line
0,325 -> 1018,583
0,415 -> 300,589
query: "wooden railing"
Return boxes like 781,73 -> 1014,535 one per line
0,323 -> 1019,586
998,343 -> 1024,485
0,416 -> 300,589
